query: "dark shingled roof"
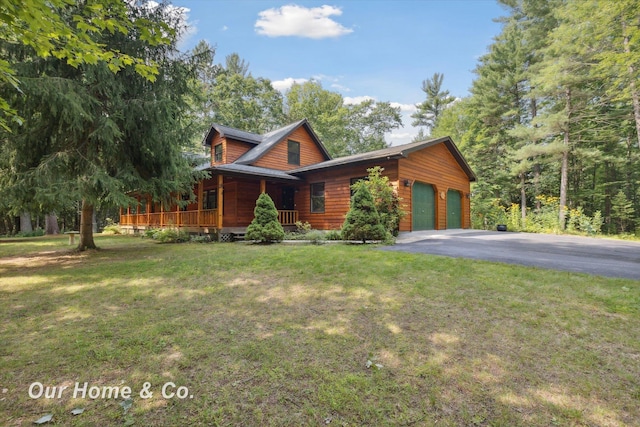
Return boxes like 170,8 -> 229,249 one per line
202,124 -> 262,146
204,163 -> 300,182
235,119 -> 331,165
289,136 -> 477,181
202,119 -> 332,166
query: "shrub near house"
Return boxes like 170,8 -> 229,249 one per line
342,185 -> 387,243
246,193 -> 285,243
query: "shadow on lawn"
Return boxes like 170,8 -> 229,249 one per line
0,239 -> 638,426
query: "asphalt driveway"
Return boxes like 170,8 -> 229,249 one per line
381,229 -> 640,280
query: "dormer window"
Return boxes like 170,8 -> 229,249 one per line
288,140 -> 300,165
214,144 -> 222,162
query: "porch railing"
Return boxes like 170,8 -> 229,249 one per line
278,210 -> 298,225
120,209 -> 298,228
120,209 -> 218,227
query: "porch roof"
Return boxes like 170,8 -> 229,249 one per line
205,163 -> 301,182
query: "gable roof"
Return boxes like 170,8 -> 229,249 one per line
202,119 -> 332,165
234,119 -> 331,165
289,136 -> 476,181
202,124 -> 262,146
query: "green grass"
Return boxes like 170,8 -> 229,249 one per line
1,235 -> 639,426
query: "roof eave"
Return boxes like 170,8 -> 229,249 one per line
205,166 -> 301,182
202,124 -> 262,147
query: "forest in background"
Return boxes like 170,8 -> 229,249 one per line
1,0 -> 638,238
430,0 -> 639,236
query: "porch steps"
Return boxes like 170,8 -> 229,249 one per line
218,227 -> 247,242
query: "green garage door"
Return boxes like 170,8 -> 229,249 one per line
447,189 -> 462,229
412,182 -> 435,230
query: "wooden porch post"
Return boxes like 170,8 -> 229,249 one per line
176,195 -> 180,227
260,179 -> 266,194
146,196 -> 150,226
217,175 -> 223,228
197,181 -> 203,227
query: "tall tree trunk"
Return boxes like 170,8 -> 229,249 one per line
520,173 -> 526,225
558,88 -> 571,229
622,19 -> 640,150
531,98 -> 541,211
534,164 -> 541,211
20,212 -> 33,233
78,200 -> 97,251
45,212 -> 60,235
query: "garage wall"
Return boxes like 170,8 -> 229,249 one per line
397,143 -> 471,230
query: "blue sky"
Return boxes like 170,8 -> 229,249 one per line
172,0 -> 507,145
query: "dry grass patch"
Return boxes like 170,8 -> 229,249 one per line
0,235 -> 638,426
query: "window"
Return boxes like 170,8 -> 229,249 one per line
288,140 -> 300,165
203,189 -> 217,210
310,182 -> 325,213
214,144 -> 223,162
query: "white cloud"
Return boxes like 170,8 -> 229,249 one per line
312,74 -> 339,82
343,96 -> 375,105
390,102 -> 417,112
330,83 -> 351,92
221,25 -> 228,32
255,5 -> 353,39
272,77 -> 308,92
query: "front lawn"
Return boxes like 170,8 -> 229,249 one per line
0,236 -> 638,426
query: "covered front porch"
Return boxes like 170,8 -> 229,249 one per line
119,165 -> 301,233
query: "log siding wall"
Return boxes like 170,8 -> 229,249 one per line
253,127 -> 327,170
297,161 -> 399,230
397,144 -> 471,230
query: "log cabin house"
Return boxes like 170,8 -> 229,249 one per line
119,119 -> 476,238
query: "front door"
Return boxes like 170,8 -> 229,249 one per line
282,187 -> 295,210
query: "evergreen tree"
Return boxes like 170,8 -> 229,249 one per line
246,193 -> 285,243
611,190 -> 635,233
185,40 -> 220,151
0,0 -> 170,129
225,53 -> 250,77
341,185 -> 387,243
351,167 -> 405,236
411,72 -> 456,133
0,2 -> 200,250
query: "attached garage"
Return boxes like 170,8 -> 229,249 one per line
446,189 -> 462,229
412,182 -> 435,230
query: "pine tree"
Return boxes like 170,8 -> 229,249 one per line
0,2 -> 200,250
341,185 -> 387,243
411,72 -> 456,133
246,193 -> 285,243
611,190 -> 635,233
